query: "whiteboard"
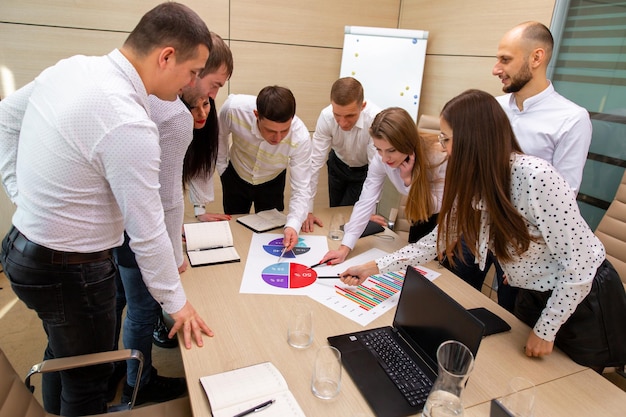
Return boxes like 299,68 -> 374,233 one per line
340,26 -> 428,122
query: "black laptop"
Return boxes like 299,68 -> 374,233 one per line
328,266 -> 486,417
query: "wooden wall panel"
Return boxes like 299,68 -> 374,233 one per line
230,0 -> 401,48
228,41 -> 343,130
399,0 -> 555,118
0,24 -> 127,96
400,0 -> 555,56
0,0 -> 229,35
418,56 -> 503,117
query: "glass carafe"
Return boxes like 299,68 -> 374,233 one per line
422,340 -> 475,417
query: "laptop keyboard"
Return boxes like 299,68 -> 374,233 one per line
359,329 -> 432,407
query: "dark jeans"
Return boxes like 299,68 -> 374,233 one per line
1,227 -> 116,416
220,162 -> 287,214
327,149 -> 368,207
113,234 -> 161,388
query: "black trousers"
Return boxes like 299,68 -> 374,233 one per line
220,162 -> 287,214
514,259 -> 626,368
408,213 -> 439,243
327,150 -> 368,207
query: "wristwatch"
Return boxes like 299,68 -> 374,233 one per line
193,204 -> 206,218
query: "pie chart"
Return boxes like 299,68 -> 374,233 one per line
261,263 -> 317,288
263,237 -> 311,258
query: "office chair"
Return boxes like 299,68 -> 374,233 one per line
593,169 -> 626,378
0,347 -> 192,417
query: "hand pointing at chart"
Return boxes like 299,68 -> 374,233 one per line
282,227 -> 298,252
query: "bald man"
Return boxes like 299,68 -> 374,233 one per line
493,21 -> 592,193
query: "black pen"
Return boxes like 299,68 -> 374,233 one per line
308,261 -> 330,269
317,274 -> 340,279
233,399 -> 275,417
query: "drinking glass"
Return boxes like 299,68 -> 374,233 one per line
287,304 -> 313,348
328,213 -> 345,240
311,346 -> 341,399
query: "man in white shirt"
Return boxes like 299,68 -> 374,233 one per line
451,21 -> 593,311
217,86 -> 312,251
110,31 -> 234,406
493,21 -> 592,193
0,3 -> 213,415
302,77 -> 380,233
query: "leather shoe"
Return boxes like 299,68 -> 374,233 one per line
121,367 -> 186,406
153,314 -> 178,349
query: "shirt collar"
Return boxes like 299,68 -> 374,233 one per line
508,81 -> 555,113
107,49 -> 150,116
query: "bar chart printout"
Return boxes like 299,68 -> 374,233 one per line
336,271 -> 405,311
309,266 -> 439,326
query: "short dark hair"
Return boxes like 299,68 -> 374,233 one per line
521,21 -> 554,61
256,86 -> 296,123
124,2 -> 212,62
200,32 -> 233,79
330,77 -> 364,106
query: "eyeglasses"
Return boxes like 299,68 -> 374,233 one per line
438,133 -> 452,148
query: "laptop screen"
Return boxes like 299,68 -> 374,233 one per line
393,266 -> 485,370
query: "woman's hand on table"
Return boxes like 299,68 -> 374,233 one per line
339,260 -> 380,286
320,245 -> 351,266
524,330 -> 554,358
196,213 -> 232,222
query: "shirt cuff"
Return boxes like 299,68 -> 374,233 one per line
194,204 -> 206,217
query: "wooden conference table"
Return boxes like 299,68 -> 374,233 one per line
178,207 -> 626,416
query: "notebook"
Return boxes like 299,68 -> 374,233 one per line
328,266 -> 485,417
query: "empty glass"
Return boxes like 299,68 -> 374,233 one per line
311,346 -> 342,399
422,340 -> 475,417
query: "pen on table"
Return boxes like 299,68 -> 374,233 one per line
276,247 -> 287,264
308,261 -> 330,269
232,399 -> 275,417
194,245 -> 226,251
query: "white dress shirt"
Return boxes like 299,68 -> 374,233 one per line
497,82 -> 592,193
341,149 -> 447,250
0,49 -> 186,314
149,95 -> 193,269
217,94 -> 312,232
375,154 -> 605,341
308,101 -> 381,212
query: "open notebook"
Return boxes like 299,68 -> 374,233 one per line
183,221 -> 240,267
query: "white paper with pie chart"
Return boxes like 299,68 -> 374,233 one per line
240,233 -> 331,295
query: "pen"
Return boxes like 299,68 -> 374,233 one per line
232,399 -> 275,417
308,261 -> 330,269
194,245 -> 226,251
317,275 -> 340,279
276,247 -> 287,264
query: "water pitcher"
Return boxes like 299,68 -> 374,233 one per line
422,340 -> 475,417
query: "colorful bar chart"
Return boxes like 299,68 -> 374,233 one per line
335,271 -> 405,311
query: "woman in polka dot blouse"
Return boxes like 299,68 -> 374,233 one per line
339,89 -> 626,370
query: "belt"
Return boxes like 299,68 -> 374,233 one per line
7,227 -> 112,265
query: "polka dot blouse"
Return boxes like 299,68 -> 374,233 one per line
376,153 -> 605,341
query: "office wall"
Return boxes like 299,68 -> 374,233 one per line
0,0 -> 555,237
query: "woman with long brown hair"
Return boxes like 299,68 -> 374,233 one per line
340,90 -> 626,370
319,107 -> 447,265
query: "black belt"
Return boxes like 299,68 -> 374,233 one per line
7,226 -> 112,265
329,149 -> 368,172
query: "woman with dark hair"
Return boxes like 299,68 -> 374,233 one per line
181,93 -> 231,222
319,107 -> 447,265
340,89 -> 626,370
